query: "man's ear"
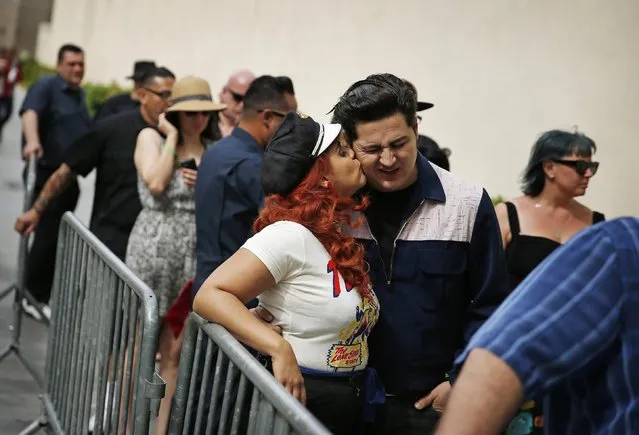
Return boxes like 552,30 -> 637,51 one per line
264,109 -> 278,125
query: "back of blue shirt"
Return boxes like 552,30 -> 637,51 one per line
193,128 -> 264,297
456,217 -> 639,434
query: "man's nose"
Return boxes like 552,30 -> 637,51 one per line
379,148 -> 395,166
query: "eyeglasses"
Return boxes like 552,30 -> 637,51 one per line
225,87 -> 245,103
551,159 -> 600,177
144,88 -> 171,100
183,111 -> 212,117
257,109 -> 288,118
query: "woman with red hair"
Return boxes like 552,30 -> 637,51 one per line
193,112 -> 381,434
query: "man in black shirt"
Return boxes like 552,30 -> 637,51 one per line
93,60 -> 156,123
15,67 -> 175,261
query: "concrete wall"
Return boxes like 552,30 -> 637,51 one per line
0,0 -> 20,49
35,0 -> 639,218
15,0 -> 53,55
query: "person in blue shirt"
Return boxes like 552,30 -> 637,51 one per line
330,73 -> 510,434
436,217 -> 639,435
193,75 -> 294,301
19,43 -> 91,319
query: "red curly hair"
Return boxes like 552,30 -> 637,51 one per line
254,154 -> 371,297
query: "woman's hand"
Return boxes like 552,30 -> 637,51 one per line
271,340 -> 306,405
158,113 -> 178,137
180,168 -> 197,188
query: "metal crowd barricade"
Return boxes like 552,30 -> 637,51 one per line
169,313 -> 331,435
0,154 -> 49,388
21,212 -> 166,434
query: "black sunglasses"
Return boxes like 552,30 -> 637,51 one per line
183,111 -> 212,117
144,88 -> 171,100
226,87 -> 244,103
551,159 -> 599,177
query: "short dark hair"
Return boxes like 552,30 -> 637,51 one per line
331,73 -> 417,141
57,44 -> 83,63
403,79 -> 418,96
521,129 -> 597,196
242,75 -> 289,113
275,76 -> 295,95
140,66 -> 175,86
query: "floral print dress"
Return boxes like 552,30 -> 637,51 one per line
126,163 -> 196,317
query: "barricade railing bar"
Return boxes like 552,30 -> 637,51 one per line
21,212 -> 165,435
0,154 -> 49,389
169,313 -> 331,435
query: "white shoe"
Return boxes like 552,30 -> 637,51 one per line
22,299 -> 42,321
40,304 -> 51,321
88,414 -> 96,432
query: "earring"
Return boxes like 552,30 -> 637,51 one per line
320,178 -> 332,189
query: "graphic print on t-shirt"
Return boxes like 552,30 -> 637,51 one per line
327,259 -> 354,297
325,260 -> 379,371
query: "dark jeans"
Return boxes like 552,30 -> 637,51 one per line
257,355 -> 362,434
25,171 -> 79,303
304,375 -> 361,435
367,395 -> 441,435
0,96 -> 14,136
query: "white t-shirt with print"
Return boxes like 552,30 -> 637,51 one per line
242,220 -> 379,373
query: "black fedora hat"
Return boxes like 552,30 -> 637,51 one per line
127,60 -> 156,81
262,112 -> 342,196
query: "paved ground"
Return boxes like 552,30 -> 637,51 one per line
0,89 -> 95,433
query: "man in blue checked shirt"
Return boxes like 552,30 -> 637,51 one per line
436,217 -> 639,435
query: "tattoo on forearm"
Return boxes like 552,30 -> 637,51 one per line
32,165 -> 75,214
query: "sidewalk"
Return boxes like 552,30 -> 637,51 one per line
0,88 -> 95,432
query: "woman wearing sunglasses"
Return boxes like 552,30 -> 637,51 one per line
494,129 -> 603,435
126,75 -> 226,434
194,112 -> 381,434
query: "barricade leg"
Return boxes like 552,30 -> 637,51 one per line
17,417 -> 45,435
0,155 -> 47,391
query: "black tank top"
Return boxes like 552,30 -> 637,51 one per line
504,201 -> 605,291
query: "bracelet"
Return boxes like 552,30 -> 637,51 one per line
163,142 -> 176,155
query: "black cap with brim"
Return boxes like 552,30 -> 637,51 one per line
262,112 -> 342,196
417,101 -> 434,111
127,60 -> 156,80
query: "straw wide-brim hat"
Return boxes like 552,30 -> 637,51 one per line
166,76 -> 227,112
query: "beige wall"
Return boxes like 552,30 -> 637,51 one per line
15,0 -> 53,55
36,0 -> 639,218
0,0 -> 20,49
